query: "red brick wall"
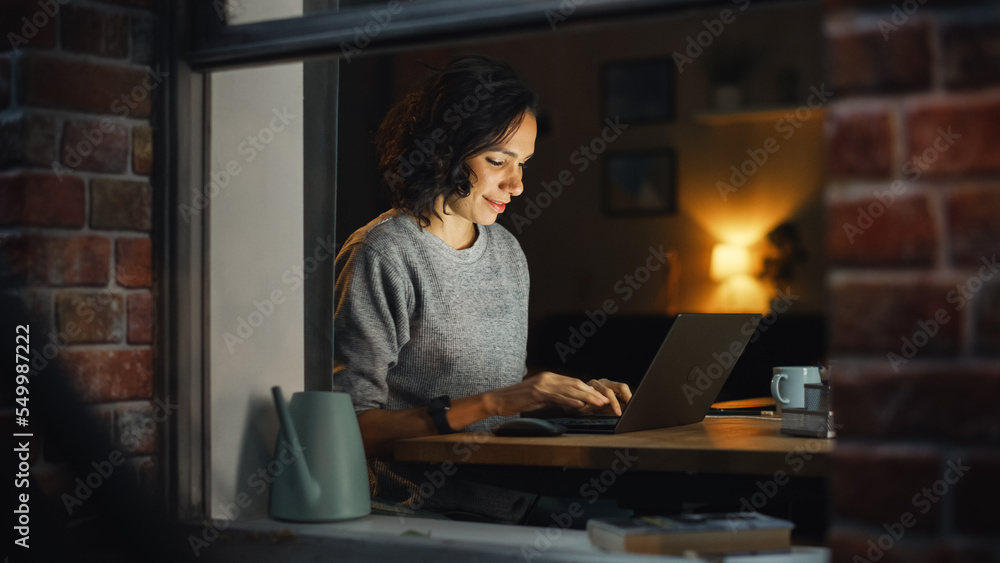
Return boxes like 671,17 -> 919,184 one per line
823,0 -> 1000,560
0,0 -> 159,507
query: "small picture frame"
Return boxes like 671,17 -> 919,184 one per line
601,58 -> 675,124
602,150 -> 677,217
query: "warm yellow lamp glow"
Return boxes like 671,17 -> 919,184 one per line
710,243 -> 751,281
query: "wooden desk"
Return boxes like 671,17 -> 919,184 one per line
395,417 -> 831,477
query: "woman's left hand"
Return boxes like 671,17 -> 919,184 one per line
580,378 -> 633,416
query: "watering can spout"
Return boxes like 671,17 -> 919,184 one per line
271,386 -> 321,505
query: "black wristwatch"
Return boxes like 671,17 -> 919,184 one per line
427,395 -> 455,434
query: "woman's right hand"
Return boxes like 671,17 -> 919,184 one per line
481,371 -> 610,417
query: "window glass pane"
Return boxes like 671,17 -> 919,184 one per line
208,61 -> 305,518
220,0 -> 469,27
337,1 -> 826,327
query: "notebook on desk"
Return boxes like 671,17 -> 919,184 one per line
545,313 -> 762,434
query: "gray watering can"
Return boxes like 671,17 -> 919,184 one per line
269,387 -> 371,522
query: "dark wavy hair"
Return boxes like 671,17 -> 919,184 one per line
375,55 -> 539,227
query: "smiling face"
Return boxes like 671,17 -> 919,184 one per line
445,111 -> 537,229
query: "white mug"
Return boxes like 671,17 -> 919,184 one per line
770,366 -> 821,414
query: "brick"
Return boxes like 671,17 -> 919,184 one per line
18,54 -> 152,117
906,98 -> 1000,177
941,20 -> 1000,90
0,56 -> 9,108
115,238 -> 152,288
0,0 -> 59,52
946,184 -> 1000,268
827,23 -> 932,95
115,402 -> 156,455
91,178 -> 152,231
828,192 -> 936,268
952,452 -> 1000,536
55,291 -> 124,343
825,106 -> 894,178
132,125 -> 153,175
830,361 -> 1000,442
60,5 -> 128,58
829,281 -> 962,357
830,444 -> 941,529
60,349 -> 153,402
127,291 -> 153,344
131,16 -> 154,65
18,288 -> 52,328
0,113 -> 56,169
61,118 -> 129,174
0,173 -> 85,228
2,235 -> 111,286
976,283 -> 1000,356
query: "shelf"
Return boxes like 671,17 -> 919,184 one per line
693,107 -> 825,126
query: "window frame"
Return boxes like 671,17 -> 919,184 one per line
166,0 -> 808,521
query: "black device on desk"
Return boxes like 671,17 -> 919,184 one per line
544,313 -> 761,434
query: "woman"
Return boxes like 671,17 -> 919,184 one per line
334,55 -> 631,523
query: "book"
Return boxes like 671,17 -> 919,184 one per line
586,512 -> 794,556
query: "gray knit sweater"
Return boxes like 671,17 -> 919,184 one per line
333,209 -> 530,522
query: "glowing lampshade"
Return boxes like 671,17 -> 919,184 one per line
710,243 -> 751,281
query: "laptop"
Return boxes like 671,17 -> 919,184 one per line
546,313 -> 762,434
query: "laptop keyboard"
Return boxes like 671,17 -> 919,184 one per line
548,417 -> 619,426
546,415 -> 620,432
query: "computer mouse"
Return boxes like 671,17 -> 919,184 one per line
491,417 -> 566,437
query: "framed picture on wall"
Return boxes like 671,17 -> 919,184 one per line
601,58 -> 675,124
602,150 -> 677,217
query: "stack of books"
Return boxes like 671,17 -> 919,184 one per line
586,512 -> 794,556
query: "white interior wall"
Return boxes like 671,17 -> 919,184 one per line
209,60 -> 305,520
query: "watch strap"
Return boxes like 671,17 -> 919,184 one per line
427,395 -> 455,434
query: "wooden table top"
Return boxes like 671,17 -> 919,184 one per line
394,417 -> 832,477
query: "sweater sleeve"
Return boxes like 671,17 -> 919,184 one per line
333,240 -> 413,413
